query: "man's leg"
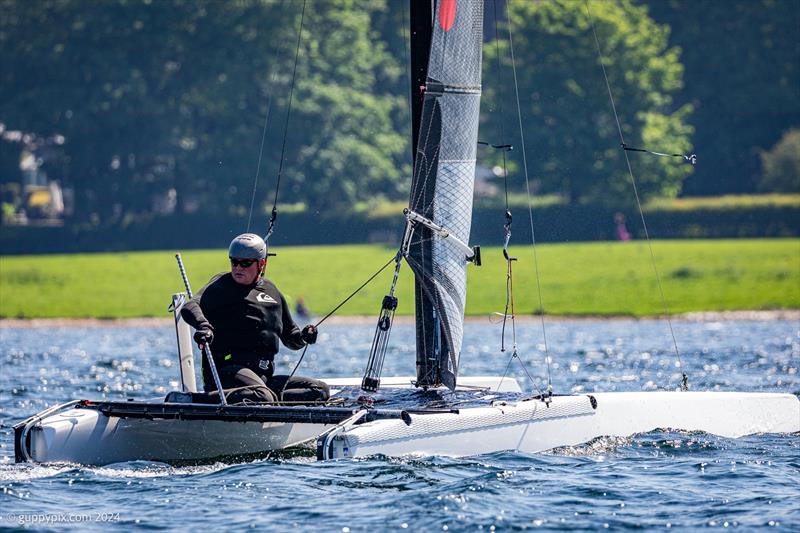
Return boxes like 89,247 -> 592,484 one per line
267,375 -> 330,403
194,365 -> 277,403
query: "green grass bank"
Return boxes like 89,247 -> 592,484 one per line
1,239 -> 798,319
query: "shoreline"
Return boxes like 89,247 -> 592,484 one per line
1,310 -> 797,328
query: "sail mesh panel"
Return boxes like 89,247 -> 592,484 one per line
407,0 -> 483,390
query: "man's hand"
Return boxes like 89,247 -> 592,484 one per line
301,324 -> 318,345
193,327 -> 214,348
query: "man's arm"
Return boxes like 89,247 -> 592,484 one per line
180,273 -> 222,331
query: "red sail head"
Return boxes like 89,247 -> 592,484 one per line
439,0 -> 457,31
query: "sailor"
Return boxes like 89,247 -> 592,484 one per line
180,233 -> 329,404
295,296 -> 310,320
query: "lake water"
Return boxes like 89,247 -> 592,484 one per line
1,319 -> 798,530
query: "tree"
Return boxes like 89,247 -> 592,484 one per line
0,136 -> 23,188
758,128 -> 800,193
646,0 -> 800,195
482,0 -> 693,204
0,0 -> 408,225
268,0 -> 408,215
0,0 -> 276,222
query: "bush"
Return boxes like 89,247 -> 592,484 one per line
1,200 -> 798,255
759,129 -> 800,193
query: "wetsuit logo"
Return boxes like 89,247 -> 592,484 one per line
256,293 -> 277,304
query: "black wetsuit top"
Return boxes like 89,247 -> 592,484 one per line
180,272 -> 305,390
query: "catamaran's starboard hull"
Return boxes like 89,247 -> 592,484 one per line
318,392 -> 800,459
16,404 -> 332,465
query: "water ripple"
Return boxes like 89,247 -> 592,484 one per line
1,320 -> 798,530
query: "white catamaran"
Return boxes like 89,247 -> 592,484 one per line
15,0 -> 799,465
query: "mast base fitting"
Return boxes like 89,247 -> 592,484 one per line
362,376 -> 380,392
469,245 -> 482,266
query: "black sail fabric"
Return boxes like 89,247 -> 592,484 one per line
407,0 -> 483,390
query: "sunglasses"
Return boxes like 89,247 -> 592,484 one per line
230,258 -> 258,268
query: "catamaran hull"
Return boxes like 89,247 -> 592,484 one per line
17,405 -> 330,465
318,392 -> 800,459
16,389 -> 798,464
14,377 -> 522,466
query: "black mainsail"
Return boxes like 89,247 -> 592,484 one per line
406,0 -> 483,390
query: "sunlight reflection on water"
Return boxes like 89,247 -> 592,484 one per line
1,319 -> 798,530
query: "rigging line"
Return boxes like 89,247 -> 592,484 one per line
495,349 -> 515,393
226,397 -> 341,406
407,3 -> 437,209
505,0 -> 553,397
410,119 -> 441,211
280,344 -> 309,401
401,4 -> 413,156
496,349 -> 545,399
492,0 -> 510,210
584,0 -> 687,391
408,29 -> 430,204
246,93 -> 273,233
507,246 -> 517,347
500,246 -> 513,350
246,0 -> 288,232
314,255 -> 398,328
408,236 -> 437,247
266,0 -> 307,240
622,144 -> 697,165
491,0 -> 516,356
514,350 -> 545,398
409,14 -> 449,213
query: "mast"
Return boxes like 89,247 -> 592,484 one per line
410,0 -> 433,160
406,0 -> 484,390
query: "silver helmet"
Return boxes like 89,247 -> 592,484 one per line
228,233 -> 267,260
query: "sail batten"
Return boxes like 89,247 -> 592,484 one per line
407,0 -> 483,390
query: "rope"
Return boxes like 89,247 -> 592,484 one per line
266,0 -> 307,240
279,344 -> 309,401
490,1 -> 519,358
496,352 -> 515,393
279,255 -> 396,394
231,396 -> 344,407
492,1 -> 511,213
246,92 -> 273,233
314,255 -> 398,328
246,0 -> 291,231
622,143 -> 696,165
501,239 -> 517,352
584,0 -> 687,391
401,5 -> 413,152
505,0 -> 553,399
496,348 -> 547,401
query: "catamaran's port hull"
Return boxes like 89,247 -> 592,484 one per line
14,376 -> 520,466
319,392 -> 800,459
15,404 -> 335,465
